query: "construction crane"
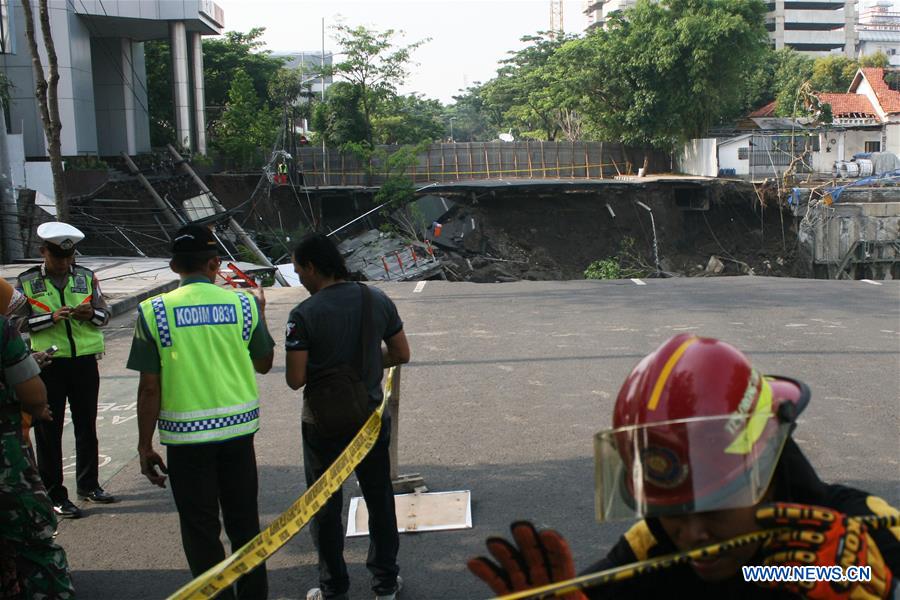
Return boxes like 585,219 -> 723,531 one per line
550,0 -> 564,37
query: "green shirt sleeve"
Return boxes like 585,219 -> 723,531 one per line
248,296 -> 275,360
125,310 -> 161,374
2,318 -> 40,389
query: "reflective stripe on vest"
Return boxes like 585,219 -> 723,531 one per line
139,284 -> 260,445
239,293 -> 252,341
20,268 -> 105,358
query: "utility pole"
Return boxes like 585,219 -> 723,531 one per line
0,104 -> 24,261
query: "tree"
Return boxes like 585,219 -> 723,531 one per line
486,32 -> 580,141
144,40 -> 174,146
569,0 -> 769,167
329,24 -> 428,147
445,84 -> 497,142
21,0 -> 66,220
860,51 -> 890,69
771,49 -> 815,116
373,94 -> 444,145
211,69 -> 278,169
810,54 -> 858,93
310,82 -> 368,147
203,28 -> 285,115
145,28 -> 285,147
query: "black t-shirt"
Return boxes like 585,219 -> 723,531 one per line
285,282 -> 403,423
581,440 -> 900,599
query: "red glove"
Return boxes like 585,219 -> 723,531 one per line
755,503 -> 893,599
467,521 -> 587,599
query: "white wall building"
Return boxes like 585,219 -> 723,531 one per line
0,0 -> 223,158
856,1 -> 900,65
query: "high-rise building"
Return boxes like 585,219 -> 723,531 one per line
0,0 -> 223,157
583,0 -> 638,29
272,51 -> 334,98
584,0 -> 857,58
766,0 -> 856,56
856,1 -> 900,66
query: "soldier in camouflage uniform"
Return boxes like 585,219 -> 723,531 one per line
0,313 -> 74,599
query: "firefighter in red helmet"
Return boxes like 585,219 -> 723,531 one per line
469,334 -> 899,599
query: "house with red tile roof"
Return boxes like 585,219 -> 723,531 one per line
694,69 -> 900,179
847,67 -> 900,155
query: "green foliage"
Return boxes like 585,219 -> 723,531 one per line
352,142 -> 429,239
190,153 -> 214,167
584,258 -> 621,280
772,49 -> 815,116
445,83 -> 497,142
810,55 -> 858,93
373,94 -> 445,144
254,226 -> 307,261
584,237 -> 653,280
211,69 -> 278,169
859,51 -> 890,69
481,32 -> 582,141
311,82 -> 368,147
0,72 -> 13,114
329,24 -> 429,146
64,155 -> 109,170
267,68 -> 307,110
144,40 -> 174,146
145,28 -> 285,147
584,0 -> 769,148
203,28 -> 286,114
768,51 -> 884,118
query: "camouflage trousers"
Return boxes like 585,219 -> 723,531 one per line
0,431 -> 74,599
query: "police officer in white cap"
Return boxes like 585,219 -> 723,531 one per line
11,222 -> 115,518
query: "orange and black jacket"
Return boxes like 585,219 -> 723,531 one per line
582,440 -> 899,599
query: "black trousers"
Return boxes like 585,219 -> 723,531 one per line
34,355 -> 100,503
167,434 -> 268,600
303,415 -> 399,598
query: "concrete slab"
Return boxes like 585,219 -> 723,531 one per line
51,277 -> 899,599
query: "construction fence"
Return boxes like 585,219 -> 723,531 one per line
294,142 -> 670,187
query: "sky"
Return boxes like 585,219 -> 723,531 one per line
215,0 -> 590,104
216,0 -> 900,105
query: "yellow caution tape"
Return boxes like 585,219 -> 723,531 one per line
493,514 -> 900,600
167,368 -> 396,600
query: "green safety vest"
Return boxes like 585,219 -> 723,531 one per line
139,282 -> 261,445
19,266 -> 105,358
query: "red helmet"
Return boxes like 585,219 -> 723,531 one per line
594,334 -> 809,521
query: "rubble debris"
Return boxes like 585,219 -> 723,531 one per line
336,230 -> 444,282
706,256 -> 725,274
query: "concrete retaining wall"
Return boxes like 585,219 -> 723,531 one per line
799,201 -> 900,279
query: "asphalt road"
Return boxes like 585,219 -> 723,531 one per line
53,277 -> 900,600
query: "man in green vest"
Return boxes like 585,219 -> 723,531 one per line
127,224 -> 274,600
13,222 -> 113,519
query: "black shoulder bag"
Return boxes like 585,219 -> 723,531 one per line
303,283 -> 375,439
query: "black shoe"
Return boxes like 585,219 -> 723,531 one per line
53,499 -> 82,519
78,487 -> 115,503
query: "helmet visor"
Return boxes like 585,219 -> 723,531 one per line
594,414 -> 791,522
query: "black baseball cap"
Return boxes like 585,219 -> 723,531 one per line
171,225 -> 218,254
